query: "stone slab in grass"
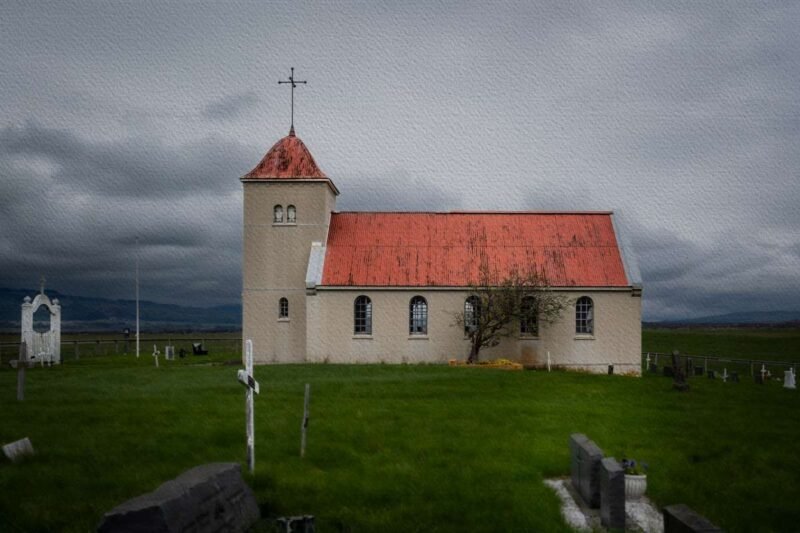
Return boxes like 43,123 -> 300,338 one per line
663,504 -> 723,533
2,437 -> 34,462
96,463 -> 259,533
600,457 -> 625,530
569,433 -> 603,508
545,478 -> 663,532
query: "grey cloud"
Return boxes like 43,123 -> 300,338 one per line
1,2 -> 798,321
202,92 -> 260,122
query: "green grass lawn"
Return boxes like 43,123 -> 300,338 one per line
2,349 -> 799,532
643,327 -> 800,362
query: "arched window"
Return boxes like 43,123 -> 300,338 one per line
287,205 -> 296,223
520,296 -> 538,336
273,205 -> 283,223
279,297 -> 289,319
354,295 -> 372,335
409,296 -> 428,335
576,296 -> 594,335
464,296 -> 481,333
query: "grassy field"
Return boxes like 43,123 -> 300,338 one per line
642,327 -> 800,363
1,336 -> 799,532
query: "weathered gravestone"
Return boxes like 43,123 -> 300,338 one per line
569,433 -> 603,508
784,369 -> 796,389
96,463 -> 259,533
663,503 -> 723,532
2,437 -> 35,462
600,457 -> 625,530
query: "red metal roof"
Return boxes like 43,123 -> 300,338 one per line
321,212 -> 630,287
244,129 -> 327,179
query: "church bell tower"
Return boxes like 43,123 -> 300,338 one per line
241,70 -> 338,363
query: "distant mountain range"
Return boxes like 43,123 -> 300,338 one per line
0,288 -> 240,332
2,287 -> 798,332
647,310 -> 800,327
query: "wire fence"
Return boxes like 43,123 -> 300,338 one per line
0,336 -> 242,364
642,351 -> 798,383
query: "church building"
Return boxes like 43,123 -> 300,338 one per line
241,124 -> 643,373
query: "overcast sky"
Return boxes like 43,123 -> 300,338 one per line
1,1 -> 798,321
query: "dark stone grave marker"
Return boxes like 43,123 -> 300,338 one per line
569,433 -> 603,508
600,457 -> 625,530
96,463 -> 259,533
663,503 -> 723,532
707,370 -> 716,379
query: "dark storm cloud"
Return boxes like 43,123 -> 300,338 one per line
0,2 -> 798,320
202,92 -> 260,122
0,122 -> 243,306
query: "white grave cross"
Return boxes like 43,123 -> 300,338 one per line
237,339 -> 260,474
152,344 -> 160,368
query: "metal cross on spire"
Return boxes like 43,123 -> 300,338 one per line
278,67 -> 307,136
39,275 -> 46,295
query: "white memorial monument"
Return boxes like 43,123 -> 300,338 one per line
20,279 -> 61,365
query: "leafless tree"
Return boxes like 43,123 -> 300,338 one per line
453,264 -> 569,363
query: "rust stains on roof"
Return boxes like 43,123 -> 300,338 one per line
244,130 -> 327,179
321,212 -> 630,288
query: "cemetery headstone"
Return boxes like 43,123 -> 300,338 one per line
707,370 -> 716,380
730,371 -> 739,383
165,345 -> 175,360
672,350 -> 689,391
96,463 -> 259,533
152,344 -> 160,368
784,369 -> 796,390
663,503 -> 722,533
600,457 -> 625,530
2,437 -> 34,462
569,433 -> 603,508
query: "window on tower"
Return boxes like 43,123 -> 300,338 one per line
279,297 -> 289,319
273,205 -> 284,223
287,205 -> 296,223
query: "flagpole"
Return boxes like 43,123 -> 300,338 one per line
135,236 -> 140,358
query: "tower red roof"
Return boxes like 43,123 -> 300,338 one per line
244,129 -> 327,179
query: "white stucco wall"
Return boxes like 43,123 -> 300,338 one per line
306,288 -> 641,374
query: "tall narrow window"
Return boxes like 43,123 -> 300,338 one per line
354,295 -> 372,335
287,205 -> 296,223
464,296 -> 481,333
279,297 -> 289,319
273,205 -> 283,223
576,296 -> 594,335
520,296 -> 538,336
409,296 -> 428,335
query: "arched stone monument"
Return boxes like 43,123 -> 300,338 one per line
21,282 -> 61,365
